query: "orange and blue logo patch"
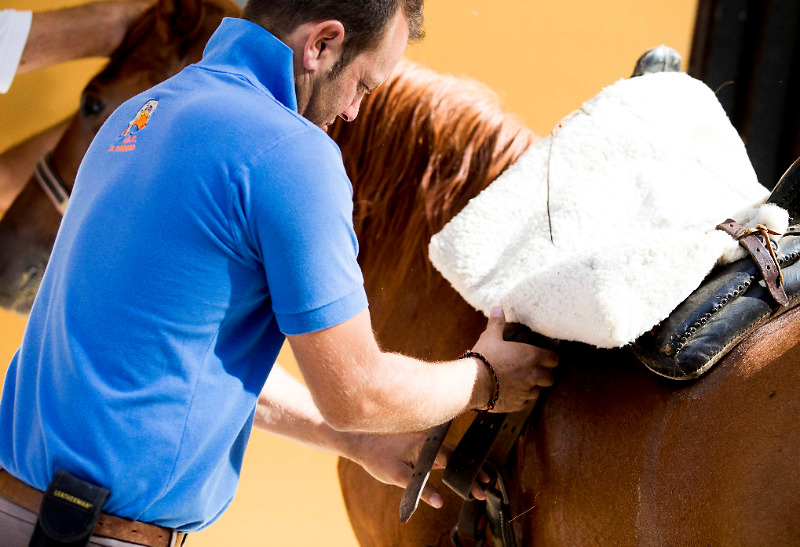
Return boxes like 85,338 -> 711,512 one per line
109,99 -> 158,152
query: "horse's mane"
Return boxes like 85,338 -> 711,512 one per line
330,60 -> 537,283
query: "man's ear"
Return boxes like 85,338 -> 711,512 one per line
302,20 -> 345,73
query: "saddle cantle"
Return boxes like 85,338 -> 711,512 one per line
768,156 -> 800,223
634,158 -> 800,380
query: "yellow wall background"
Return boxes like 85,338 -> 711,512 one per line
0,0 -> 698,544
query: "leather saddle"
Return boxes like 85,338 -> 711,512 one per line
633,155 -> 800,380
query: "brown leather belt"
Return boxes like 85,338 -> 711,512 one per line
0,469 -> 186,547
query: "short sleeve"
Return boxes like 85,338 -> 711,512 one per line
0,10 -> 32,94
230,125 -> 368,335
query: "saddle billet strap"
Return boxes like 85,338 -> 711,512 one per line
443,326 -> 553,500
716,219 -> 788,306
482,460 -> 514,547
400,324 -> 553,524
399,420 -> 451,523
446,409 -> 532,547
34,153 -> 70,216
442,412 -> 504,500
450,498 -> 486,547
443,406 -> 534,500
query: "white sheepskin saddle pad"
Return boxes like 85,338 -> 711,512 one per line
428,72 -> 787,348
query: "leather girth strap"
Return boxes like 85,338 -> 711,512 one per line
400,326 -> 553,546
445,405 -> 535,547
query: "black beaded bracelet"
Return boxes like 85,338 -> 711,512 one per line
459,351 -> 500,411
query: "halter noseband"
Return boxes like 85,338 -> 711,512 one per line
34,153 -> 70,216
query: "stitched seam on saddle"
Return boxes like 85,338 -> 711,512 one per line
676,278 -> 800,367
675,305 -> 777,377
676,239 -> 800,349
674,275 -> 755,350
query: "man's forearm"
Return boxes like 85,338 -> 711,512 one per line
254,363 -> 357,457
255,363 -> 454,509
313,351 -> 487,433
289,310 -> 492,434
289,308 -> 556,435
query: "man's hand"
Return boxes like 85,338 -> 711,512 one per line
344,431 -> 490,509
469,307 -> 559,413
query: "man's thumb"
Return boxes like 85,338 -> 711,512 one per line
487,306 -> 506,328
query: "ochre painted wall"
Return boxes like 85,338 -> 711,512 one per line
404,0 -> 698,137
0,1 -> 698,545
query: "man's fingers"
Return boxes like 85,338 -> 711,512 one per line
527,386 -> 542,401
431,442 -> 454,470
469,468 -> 492,500
421,484 -> 444,509
534,369 -> 556,388
470,482 -> 487,500
536,348 -> 560,368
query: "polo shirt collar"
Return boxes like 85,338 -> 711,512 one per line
199,17 -> 298,112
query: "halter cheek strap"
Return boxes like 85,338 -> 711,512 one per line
34,153 -> 70,216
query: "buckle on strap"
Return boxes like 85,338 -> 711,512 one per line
29,470 -> 109,547
717,219 -> 789,306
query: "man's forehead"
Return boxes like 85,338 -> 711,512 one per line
370,11 -> 410,86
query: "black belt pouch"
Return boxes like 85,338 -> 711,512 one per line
29,469 -> 110,547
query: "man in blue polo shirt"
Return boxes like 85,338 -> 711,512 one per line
0,0 -> 558,543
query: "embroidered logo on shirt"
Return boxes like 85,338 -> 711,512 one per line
109,99 -> 158,152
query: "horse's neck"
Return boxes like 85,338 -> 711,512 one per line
361,249 -> 484,360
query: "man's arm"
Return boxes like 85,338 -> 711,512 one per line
17,1 -> 150,76
287,307 -> 558,434
254,363 -> 451,508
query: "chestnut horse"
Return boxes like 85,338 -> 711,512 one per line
1,8 -> 798,542
330,61 -> 800,545
0,0 -> 241,312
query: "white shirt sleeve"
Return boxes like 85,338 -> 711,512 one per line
0,9 -> 33,94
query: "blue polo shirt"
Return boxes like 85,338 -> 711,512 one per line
0,18 -> 367,531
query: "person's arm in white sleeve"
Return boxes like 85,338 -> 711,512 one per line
0,1 -> 149,94
0,10 -> 32,94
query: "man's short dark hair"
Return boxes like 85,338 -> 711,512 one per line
242,0 -> 424,75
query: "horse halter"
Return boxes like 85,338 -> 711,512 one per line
34,153 -> 70,216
